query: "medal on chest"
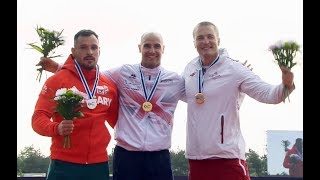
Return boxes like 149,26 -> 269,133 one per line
74,60 -> 100,110
195,93 -> 205,104
86,99 -> 97,109
139,66 -> 161,112
142,101 -> 153,112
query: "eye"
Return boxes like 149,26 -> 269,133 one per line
207,34 -> 215,40
91,45 -> 99,50
80,46 -> 88,50
196,36 -> 204,41
154,44 -> 161,49
143,44 -> 151,48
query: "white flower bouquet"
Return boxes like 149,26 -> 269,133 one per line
269,40 -> 300,102
27,26 -> 65,82
54,87 -> 84,148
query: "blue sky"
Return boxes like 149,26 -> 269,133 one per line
18,0 -> 303,164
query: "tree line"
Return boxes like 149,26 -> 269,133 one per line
17,145 -> 288,177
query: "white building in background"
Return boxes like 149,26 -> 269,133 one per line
266,130 -> 303,175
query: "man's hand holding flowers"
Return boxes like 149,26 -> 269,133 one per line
36,57 -> 61,74
58,120 -> 74,137
54,86 -> 84,148
280,66 -> 295,97
27,26 -> 65,82
269,40 -> 300,102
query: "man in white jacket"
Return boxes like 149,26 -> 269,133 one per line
182,21 -> 295,180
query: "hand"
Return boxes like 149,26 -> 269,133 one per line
58,120 -> 74,136
36,57 -> 59,73
280,66 -> 294,90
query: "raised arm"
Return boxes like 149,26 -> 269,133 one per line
37,57 -> 61,73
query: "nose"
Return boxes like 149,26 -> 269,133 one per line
87,48 -> 93,55
203,37 -> 210,44
149,47 -> 156,53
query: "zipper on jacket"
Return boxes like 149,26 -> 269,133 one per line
220,115 -> 224,144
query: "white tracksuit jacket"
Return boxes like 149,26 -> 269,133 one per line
104,64 -> 185,151
182,49 -> 288,160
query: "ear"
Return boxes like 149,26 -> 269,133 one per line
138,44 -> 142,53
71,47 -> 75,56
217,38 -> 221,46
162,45 -> 165,54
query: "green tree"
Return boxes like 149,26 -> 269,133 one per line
17,145 -> 50,175
170,149 -> 189,176
17,156 -> 24,176
245,149 -> 268,177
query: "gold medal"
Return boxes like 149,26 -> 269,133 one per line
195,93 -> 205,104
142,101 -> 153,112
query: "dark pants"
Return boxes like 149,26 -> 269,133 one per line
46,159 -> 110,180
112,145 -> 174,180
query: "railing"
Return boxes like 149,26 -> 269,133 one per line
17,176 -> 303,180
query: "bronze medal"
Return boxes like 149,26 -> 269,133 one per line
195,93 -> 205,104
142,101 -> 153,112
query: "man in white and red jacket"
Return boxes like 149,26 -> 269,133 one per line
283,138 -> 303,177
182,21 -> 295,180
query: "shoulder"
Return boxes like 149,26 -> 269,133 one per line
99,74 -> 117,86
183,56 -> 200,73
221,56 -> 250,72
160,67 -> 183,79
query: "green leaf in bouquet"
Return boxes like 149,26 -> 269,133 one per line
269,40 -> 301,103
27,25 -> 65,82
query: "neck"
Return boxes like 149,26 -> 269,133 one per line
141,62 -> 160,69
201,55 -> 219,66
201,54 -> 218,66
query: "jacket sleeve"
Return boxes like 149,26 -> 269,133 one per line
238,63 -> 284,104
105,81 -> 119,128
283,151 -> 292,168
31,79 -> 60,137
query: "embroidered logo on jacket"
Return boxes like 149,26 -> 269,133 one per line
208,72 -> 221,79
96,85 -> 109,95
189,72 -> 196,76
129,74 -> 137,79
41,84 -> 48,94
123,79 -> 141,90
95,96 -> 112,106
160,79 -> 173,83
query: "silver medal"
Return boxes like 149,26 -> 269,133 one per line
86,99 -> 97,109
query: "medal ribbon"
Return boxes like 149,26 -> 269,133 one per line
139,66 -> 161,102
197,55 -> 220,93
74,60 -> 99,99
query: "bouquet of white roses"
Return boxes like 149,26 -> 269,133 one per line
269,40 -> 300,102
27,26 -> 65,82
54,87 -> 84,148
